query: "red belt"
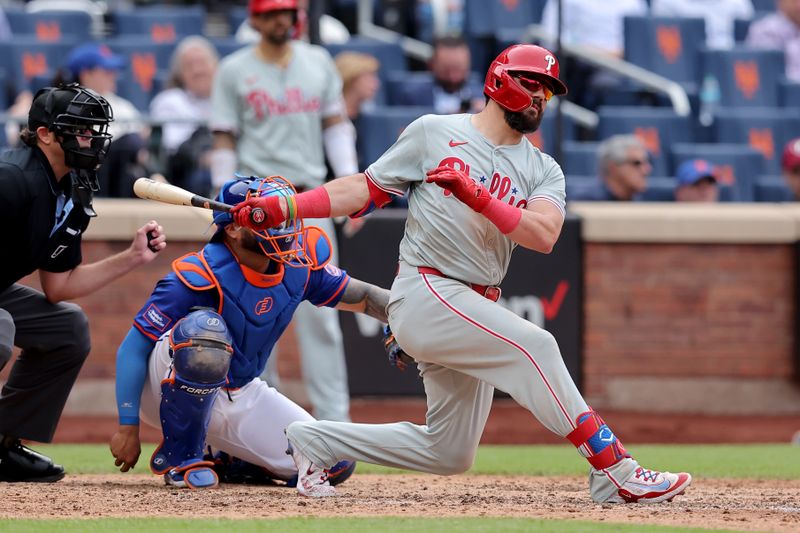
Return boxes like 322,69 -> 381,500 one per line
417,267 -> 502,302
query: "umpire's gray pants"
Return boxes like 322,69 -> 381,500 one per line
262,216 -> 350,422
0,284 -> 91,442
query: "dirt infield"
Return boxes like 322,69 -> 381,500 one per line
0,474 -> 797,531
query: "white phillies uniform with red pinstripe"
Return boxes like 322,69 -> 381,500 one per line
287,113 -> 639,501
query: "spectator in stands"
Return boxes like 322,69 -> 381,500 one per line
541,0 -> 648,108
570,135 -> 652,201
782,137 -> 800,200
65,43 -> 151,198
651,0 -> 754,50
746,0 -> 800,82
150,36 -> 219,197
335,51 -> 381,122
674,159 -> 720,202
395,35 -> 484,114
236,0 -> 351,44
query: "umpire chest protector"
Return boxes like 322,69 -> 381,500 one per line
172,242 -> 311,387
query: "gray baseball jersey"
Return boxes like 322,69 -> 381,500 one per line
365,113 -> 566,286
210,41 -> 344,188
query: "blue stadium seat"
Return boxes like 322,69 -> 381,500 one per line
752,0 -> 776,11
671,143 -> 764,201
624,16 -> 705,88
734,18 -> 752,43
210,37 -> 248,60
463,0 -> 544,38
326,38 -> 406,106
559,141 -> 599,177
527,111 -> 576,157
701,47 -> 785,108
110,6 -> 206,42
1,37 -> 78,93
780,80 -> 800,107
106,38 -> 176,71
106,40 -> 174,111
713,107 -> 800,174
565,175 -> 600,202
117,69 -> 164,113
4,8 -> 92,42
597,106 -> 694,176
355,106 -> 433,169
754,175 -> 793,202
639,176 -> 676,202
228,6 -> 248,36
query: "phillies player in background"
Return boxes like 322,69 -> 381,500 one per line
209,0 -> 358,423
233,44 -> 693,503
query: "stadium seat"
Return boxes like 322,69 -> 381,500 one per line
210,38 -> 248,60
751,0 -> 776,11
639,176 -> 676,202
3,8 -> 92,42
326,37 -> 406,105
228,6 -> 249,36
624,16 -> 705,89
754,175 -> 793,202
110,6 -> 206,43
780,80 -> 800,107
700,47 -> 785,108
713,107 -> 800,174
106,40 -> 174,112
597,106 -> 694,176
671,143 -> 764,201
526,110 -> 576,157
565,175 -> 600,202
561,141 -> 600,176
1,37 -> 78,93
117,69 -> 164,113
355,106 -> 433,169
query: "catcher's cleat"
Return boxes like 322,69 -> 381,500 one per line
163,460 -> 219,489
604,467 -> 692,504
285,441 -> 336,497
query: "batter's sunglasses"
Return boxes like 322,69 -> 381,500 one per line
513,74 -> 554,101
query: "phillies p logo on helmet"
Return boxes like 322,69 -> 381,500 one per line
545,55 -> 556,72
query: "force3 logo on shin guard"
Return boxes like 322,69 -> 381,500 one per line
180,385 -> 217,395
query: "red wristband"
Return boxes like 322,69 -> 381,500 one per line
294,187 -> 332,219
481,197 -> 522,234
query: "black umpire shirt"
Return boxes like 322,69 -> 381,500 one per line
0,146 -> 91,293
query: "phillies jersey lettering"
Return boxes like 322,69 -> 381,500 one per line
211,41 -> 343,187
366,113 -> 566,286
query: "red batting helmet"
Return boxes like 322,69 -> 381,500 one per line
249,0 -> 298,15
484,44 -> 568,113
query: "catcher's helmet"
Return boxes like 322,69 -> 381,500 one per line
249,0 -> 298,15
29,83 -> 113,180
214,176 -> 311,266
484,44 -> 568,113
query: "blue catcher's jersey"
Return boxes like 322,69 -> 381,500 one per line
133,227 -> 349,388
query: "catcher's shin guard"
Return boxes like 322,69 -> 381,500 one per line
151,309 -> 233,477
567,410 -> 630,470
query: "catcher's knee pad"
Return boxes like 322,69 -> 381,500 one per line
566,410 -> 629,470
151,309 -> 234,475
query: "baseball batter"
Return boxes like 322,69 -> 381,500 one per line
209,0 -> 358,422
110,176 -> 393,489
233,44 -> 692,503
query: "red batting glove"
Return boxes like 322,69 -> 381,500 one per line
231,196 -> 286,231
425,165 -> 492,213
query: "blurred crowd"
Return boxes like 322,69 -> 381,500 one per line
0,0 -> 798,202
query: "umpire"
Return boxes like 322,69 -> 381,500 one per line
0,83 -> 167,482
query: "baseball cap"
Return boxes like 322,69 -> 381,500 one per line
676,159 -> 716,186
782,137 -> 800,171
66,43 -> 126,79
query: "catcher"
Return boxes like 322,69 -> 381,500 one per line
110,175 -> 398,488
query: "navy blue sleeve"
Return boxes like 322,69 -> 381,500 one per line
116,327 -> 155,425
304,263 -> 350,307
133,273 -> 217,341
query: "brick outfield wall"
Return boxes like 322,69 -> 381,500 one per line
4,240 -> 799,415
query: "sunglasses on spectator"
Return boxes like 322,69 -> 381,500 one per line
622,159 -> 649,168
512,75 -> 554,101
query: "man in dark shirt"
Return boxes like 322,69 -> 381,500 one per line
0,83 -> 167,482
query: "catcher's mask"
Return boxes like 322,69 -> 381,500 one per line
29,83 -> 114,186
214,175 -> 311,267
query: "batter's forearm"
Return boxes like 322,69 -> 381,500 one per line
323,173 -> 371,217
336,278 -> 390,322
506,209 -> 563,253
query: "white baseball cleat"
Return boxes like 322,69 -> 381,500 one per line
286,442 -> 336,498
607,467 -> 692,503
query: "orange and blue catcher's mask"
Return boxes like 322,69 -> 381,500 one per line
213,175 -> 311,267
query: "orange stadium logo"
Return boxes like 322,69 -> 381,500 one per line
500,0 -> 519,9
254,297 -> 273,316
748,129 -> 774,160
22,53 -> 48,80
656,25 -> 682,64
715,165 -> 735,184
150,24 -> 177,43
132,54 -> 157,92
633,127 -> 660,156
734,61 -> 760,99
525,131 -> 543,149
35,22 -> 61,42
